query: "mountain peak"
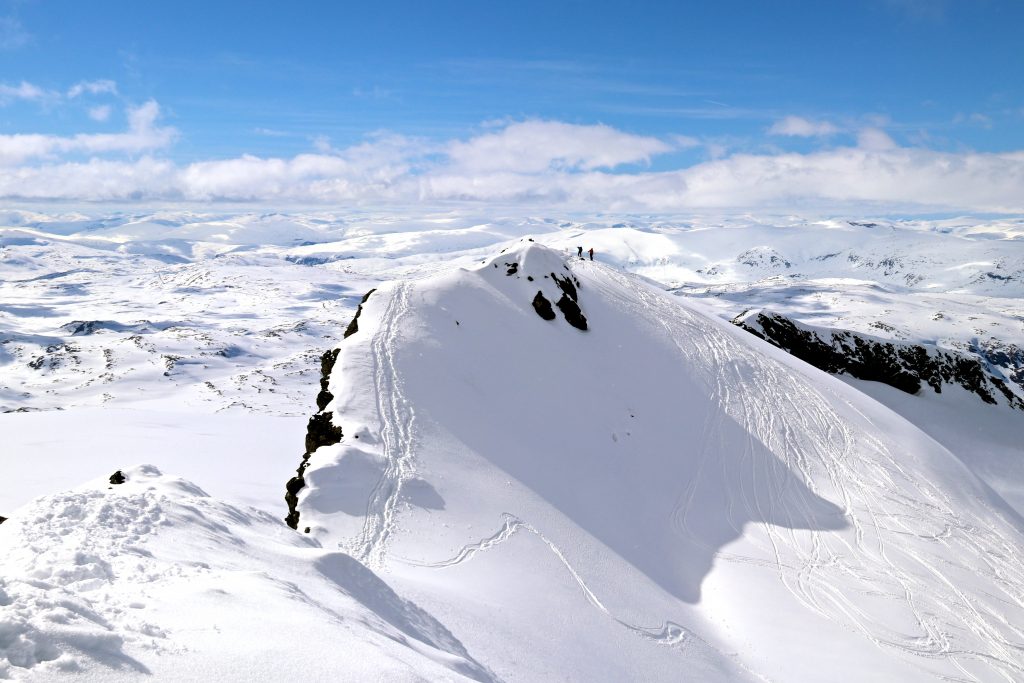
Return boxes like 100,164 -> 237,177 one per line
477,239 -> 588,330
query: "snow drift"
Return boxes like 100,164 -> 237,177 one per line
292,241 -> 1024,681
0,465 -> 493,681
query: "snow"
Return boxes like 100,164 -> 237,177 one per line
0,409 -> 305,514
2,209 -> 1024,680
299,240 -> 1024,681
0,465 -> 493,681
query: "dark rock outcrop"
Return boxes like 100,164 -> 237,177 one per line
286,411 -> 344,530
556,294 -> 588,331
0,515 -> 7,525
550,272 -> 587,330
315,348 -> 340,411
344,288 -> 376,339
532,291 -> 556,321
551,273 -> 578,302
973,340 -> 1024,393
286,290 -> 375,530
304,412 -> 344,455
109,470 -> 126,485
734,310 -> 1024,410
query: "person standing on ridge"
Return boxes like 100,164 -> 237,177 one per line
577,246 -> 583,258
588,247 -> 594,261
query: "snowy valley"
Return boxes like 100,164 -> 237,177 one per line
2,210 -> 1024,680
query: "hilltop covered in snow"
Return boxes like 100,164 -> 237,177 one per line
3,211 -> 1024,680
288,240 -> 1024,681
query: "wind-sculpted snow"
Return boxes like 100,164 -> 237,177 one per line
296,242 -> 1024,681
0,465 -> 495,681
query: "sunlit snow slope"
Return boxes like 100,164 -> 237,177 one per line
0,465 -> 494,682
296,241 -> 1024,682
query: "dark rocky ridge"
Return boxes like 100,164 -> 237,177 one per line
494,243 -> 588,331
285,290 -> 374,530
315,348 -> 340,411
550,272 -> 587,331
734,310 -> 1024,410
343,288 -> 376,340
973,340 -> 1024,393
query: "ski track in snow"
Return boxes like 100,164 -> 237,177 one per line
400,513 -> 694,650
592,262 -> 1024,682
349,282 -> 418,567
351,255 -> 1024,680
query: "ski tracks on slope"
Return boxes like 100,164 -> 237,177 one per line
594,262 -> 1024,681
349,279 -> 693,654
402,513 -> 694,650
348,282 -> 418,568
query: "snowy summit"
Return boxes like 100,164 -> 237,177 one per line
284,241 -> 1024,681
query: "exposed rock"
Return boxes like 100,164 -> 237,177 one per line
556,294 -> 588,331
0,516 -> 7,525
286,292 -> 375,529
305,412 -> 344,454
109,470 -> 126,485
973,340 -> 1024,392
532,291 -> 556,321
344,288 -> 377,339
551,273 -> 578,302
315,348 -> 340,411
734,310 -> 1024,410
287,400 -> 345,529
505,262 -> 519,276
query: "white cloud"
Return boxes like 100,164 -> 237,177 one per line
67,79 -> 118,99
0,117 -> 1022,213
0,81 -> 50,103
88,105 -> 112,122
857,127 -> 897,151
768,116 -> 840,137
0,100 -> 176,165
447,120 -> 672,173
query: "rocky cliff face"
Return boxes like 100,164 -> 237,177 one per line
284,291 -> 376,530
733,310 -> 1024,410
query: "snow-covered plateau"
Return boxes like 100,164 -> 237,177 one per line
2,209 -> 1024,681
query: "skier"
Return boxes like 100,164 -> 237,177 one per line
588,247 -> 594,261
577,246 -> 583,258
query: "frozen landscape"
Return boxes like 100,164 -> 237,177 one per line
2,1 -> 1023,679
2,209 -> 1023,680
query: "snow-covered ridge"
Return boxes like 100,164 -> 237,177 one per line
288,241 -> 1024,680
0,465 -> 494,681
734,309 -> 1024,409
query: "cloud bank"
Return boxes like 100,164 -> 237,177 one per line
1,106 -> 1022,213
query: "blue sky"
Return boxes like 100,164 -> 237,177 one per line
0,0 -> 1022,210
